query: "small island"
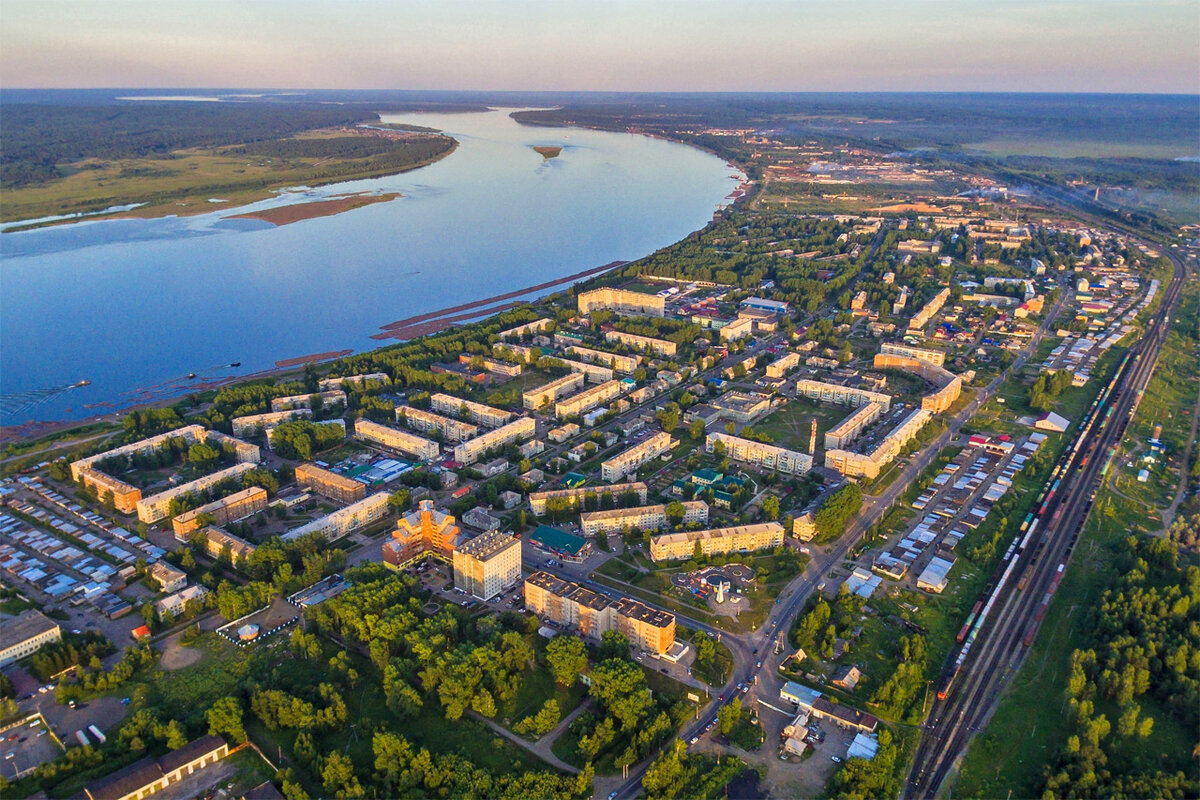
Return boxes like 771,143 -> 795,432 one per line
532,145 -> 563,159
226,192 -> 400,226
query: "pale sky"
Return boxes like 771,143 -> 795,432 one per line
3,0 -> 1198,93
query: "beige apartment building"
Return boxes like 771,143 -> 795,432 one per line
580,501 -> 708,536
601,432 -> 674,482
232,408 -> 312,438
577,287 -> 665,317
824,402 -> 884,450
556,357 -> 615,384
430,393 -> 514,428
908,287 -> 951,331
566,345 -> 640,374
295,463 -> 367,504
825,407 -> 931,479
523,372 -> 586,410
171,485 -> 269,536
705,432 -> 813,475
398,405 -> 479,442
270,389 -> 347,412
453,416 -> 536,464
529,481 -> 648,515
354,419 -> 441,461
319,372 -> 389,391
873,353 -> 962,413
282,492 -> 390,542
192,526 -> 257,563
498,317 -> 554,340
555,380 -> 622,419
136,462 -> 257,524
765,352 -> 802,379
880,342 -> 946,366
524,571 -> 675,655
649,522 -> 785,562
793,380 -> 892,412
604,330 -> 677,357
453,530 -> 523,600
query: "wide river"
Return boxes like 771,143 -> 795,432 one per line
0,108 -> 741,427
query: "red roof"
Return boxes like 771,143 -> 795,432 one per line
131,625 -> 151,639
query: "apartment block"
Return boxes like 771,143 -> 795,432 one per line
577,288 -> 665,317
136,462 -> 256,523
188,525 -> 257,563
529,482 -> 648,515
282,492 -> 390,542
604,330 -> 677,357
555,380 -> 622,419
453,529 -> 522,600
825,407 -> 931,479
793,379 -> 892,412
171,486 -> 268,536
705,432 -> 813,475
580,501 -> 708,537
719,317 -> 754,342
295,463 -> 368,504
649,522 -> 785,562
78,470 -> 143,515
70,424 -> 206,482
155,585 -> 210,620
232,409 -> 312,438
148,561 -> 188,593
430,393 -> 514,428
270,389 -> 347,412
523,372 -> 586,410
908,288 -> 951,331
710,391 -> 773,423
922,376 -> 963,414
0,610 -> 62,667
354,419 -> 441,461
498,317 -> 554,340
398,406 -> 478,442
565,345 -> 640,374
453,416 -> 536,465
880,342 -> 946,367
765,352 -> 802,379
458,353 -> 523,377
556,357 -> 615,384
524,571 -> 675,654
383,499 -> 462,569
873,353 -> 963,414
319,372 -> 389,391
824,403 -> 884,450
601,432 -> 674,482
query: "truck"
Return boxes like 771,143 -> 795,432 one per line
75,730 -> 90,747
87,725 -> 106,744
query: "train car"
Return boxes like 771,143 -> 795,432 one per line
1034,594 -> 1052,622
936,666 -> 960,700
1017,565 -> 1034,591
956,600 -> 984,643
1023,622 -> 1038,648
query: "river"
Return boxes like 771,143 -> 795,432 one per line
0,108 -> 742,427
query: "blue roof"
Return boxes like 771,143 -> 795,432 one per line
781,681 -> 822,706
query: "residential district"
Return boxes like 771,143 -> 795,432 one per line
1,126 -> 1196,800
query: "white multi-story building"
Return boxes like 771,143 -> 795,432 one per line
649,522 -> 785,561
232,409 -> 312,438
398,406 -> 479,442
577,288 -> 665,317
601,432 -> 674,482
271,390 -> 348,412
523,373 -> 586,410
319,373 -> 389,391
765,352 -> 801,379
281,492 -> 391,542
529,482 -> 648,515
580,501 -> 708,536
452,530 -> 523,600
604,330 -> 677,357
453,417 -> 536,464
566,345 -> 640,374
880,342 -> 946,367
824,403 -> 884,450
354,419 -> 441,461
555,380 -> 622,419
430,394 -> 513,428
793,380 -> 892,411
136,462 -> 257,523
155,585 -> 210,620
705,432 -> 813,475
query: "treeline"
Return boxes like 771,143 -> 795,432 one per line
28,631 -> 115,681
2,103 -> 379,188
1041,535 -> 1199,798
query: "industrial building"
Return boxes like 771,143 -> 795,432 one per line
649,522 -> 785,562
524,571 -> 675,655
601,432 -> 674,482
354,419 -> 441,461
452,417 -> 537,464
705,432 -> 812,475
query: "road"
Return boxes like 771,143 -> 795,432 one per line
903,243 -> 1188,799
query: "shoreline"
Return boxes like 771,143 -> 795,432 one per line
0,140 -> 458,233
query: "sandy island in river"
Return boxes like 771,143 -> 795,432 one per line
532,146 -> 563,159
226,192 -> 401,226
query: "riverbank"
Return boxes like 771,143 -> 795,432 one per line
226,192 -> 401,226
0,134 -> 457,232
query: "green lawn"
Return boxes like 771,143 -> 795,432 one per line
754,397 -> 851,452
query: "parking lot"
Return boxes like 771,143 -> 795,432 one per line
0,716 -> 61,780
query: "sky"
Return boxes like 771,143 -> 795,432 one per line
3,0 -> 1198,93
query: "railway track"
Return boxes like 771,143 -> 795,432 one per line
904,252 -> 1186,798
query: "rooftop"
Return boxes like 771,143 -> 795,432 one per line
530,525 -> 586,556
0,609 -> 59,650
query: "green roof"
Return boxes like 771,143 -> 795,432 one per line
692,468 -> 724,484
563,472 -> 588,488
531,525 -> 586,556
